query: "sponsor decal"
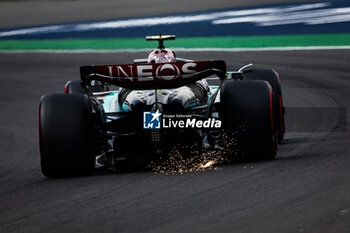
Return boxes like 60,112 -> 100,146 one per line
155,63 -> 180,80
143,111 -> 221,129
94,61 -> 203,82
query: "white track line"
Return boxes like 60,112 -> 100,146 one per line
0,46 -> 350,53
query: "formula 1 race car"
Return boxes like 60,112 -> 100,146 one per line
39,35 -> 285,177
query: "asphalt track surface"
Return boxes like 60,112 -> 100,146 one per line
1,50 -> 350,233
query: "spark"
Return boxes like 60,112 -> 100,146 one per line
199,160 -> 216,168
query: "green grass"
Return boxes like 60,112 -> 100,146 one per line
1,33 -> 350,50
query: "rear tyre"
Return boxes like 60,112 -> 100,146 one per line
39,94 -> 95,177
65,80 -> 86,94
244,69 -> 285,142
220,80 -> 277,160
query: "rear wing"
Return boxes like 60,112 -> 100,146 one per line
80,60 -> 226,90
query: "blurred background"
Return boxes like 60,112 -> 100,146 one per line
0,0 -> 349,50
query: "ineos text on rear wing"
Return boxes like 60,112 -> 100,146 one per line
80,60 -> 226,90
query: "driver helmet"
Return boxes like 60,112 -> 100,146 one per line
147,48 -> 176,64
